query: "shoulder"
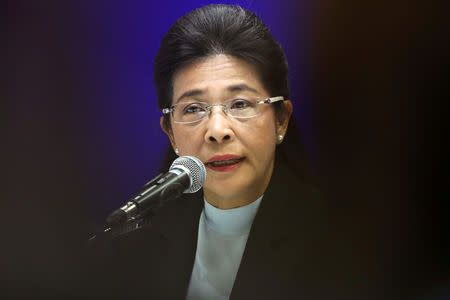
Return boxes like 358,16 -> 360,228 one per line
264,160 -> 327,219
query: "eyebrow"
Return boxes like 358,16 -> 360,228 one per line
227,84 -> 258,94
176,89 -> 204,103
175,84 -> 259,103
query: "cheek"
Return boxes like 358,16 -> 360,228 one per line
249,115 -> 277,144
239,117 -> 277,159
173,127 -> 202,151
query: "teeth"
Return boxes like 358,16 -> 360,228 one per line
210,158 -> 242,166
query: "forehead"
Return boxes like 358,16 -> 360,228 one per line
172,55 -> 267,103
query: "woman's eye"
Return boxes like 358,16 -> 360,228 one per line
183,103 -> 205,114
230,99 -> 252,109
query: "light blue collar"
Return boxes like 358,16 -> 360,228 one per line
203,195 -> 263,236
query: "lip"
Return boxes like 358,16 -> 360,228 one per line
205,154 -> 245,173
206,154 -> 243,164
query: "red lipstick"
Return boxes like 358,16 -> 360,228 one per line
205,154 -> 244,172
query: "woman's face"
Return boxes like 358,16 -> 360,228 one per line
161,54 -> 291,209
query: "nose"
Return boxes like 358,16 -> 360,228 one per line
204,106 -> 235,144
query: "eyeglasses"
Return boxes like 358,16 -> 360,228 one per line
162,96 -> 285,124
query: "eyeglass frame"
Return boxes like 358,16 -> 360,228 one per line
161,96 -> 285,124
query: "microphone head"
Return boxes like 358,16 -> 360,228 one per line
169,156 -> 206,193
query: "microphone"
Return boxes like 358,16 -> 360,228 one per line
105,156 -> 206,228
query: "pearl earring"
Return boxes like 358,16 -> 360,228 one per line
278,135 -> 284,142
175,148 -> 179,154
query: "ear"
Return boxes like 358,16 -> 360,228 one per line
276,100 -> 293,142
160,116 -> 177,150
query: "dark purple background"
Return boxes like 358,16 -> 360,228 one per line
7,0 -> 313,216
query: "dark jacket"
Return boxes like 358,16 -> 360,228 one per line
82,161 -> 377,299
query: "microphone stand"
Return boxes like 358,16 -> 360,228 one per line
86,216 -> 146,246
86,172 -> 185,245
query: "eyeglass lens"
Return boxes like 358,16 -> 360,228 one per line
173,98 -> 260,123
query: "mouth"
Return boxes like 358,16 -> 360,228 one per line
205,155 -> 245,172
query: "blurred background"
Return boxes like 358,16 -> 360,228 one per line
5,0 -> 449,298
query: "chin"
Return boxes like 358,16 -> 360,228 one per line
205,182 -> 251,200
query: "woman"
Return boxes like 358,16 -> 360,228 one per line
160,53 -> 291,211
88,4 -> 343,300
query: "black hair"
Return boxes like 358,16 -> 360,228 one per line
154,4 -> 289,131
154,4 -> 315,185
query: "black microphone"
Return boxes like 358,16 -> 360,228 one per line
105,156 -> 206,227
